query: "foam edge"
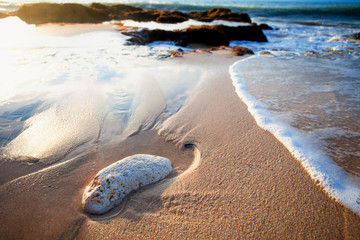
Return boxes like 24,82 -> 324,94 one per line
229,56 -> 360,216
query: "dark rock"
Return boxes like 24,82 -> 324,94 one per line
189,8 -> 251,23
207,8 -> 232,17
170,51 -> 184,57
90,3 -> 142,13
211,25 -> 268,42
156,11 -> 188,23
349,32 -> 360,41
90,3 -> 142,20
259,23 -> 273,30
14,3 -> 254,25
14,3 -> 257,26
184,25 -> 229,46
125,10 -> 188,23
89,3 -> 109,10
231,46 -> 254,56
16,3 -> 110,24
123,29 -> 176,45
189,45 -> 254,56
156,15 -> 186,23
122,24 -> 267,47
304,51 -> 319,57
124,9 -> 159,22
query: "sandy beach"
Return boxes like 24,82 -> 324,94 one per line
0,50 -> 359,239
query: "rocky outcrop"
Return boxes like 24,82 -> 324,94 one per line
189,8 -> 251,23
182,25 -> 231,46
230,46 -> 255,56
123,29 -> 177,45
212,24 -> 268,42
122,24 -> 267,47
259,23 -> 273,30
123,9 -> 159,22
349,32 -> 360,41
90,2 -> 142,13
17,3 -> 110,24
170,46 -> 254,58
90,2 -> 142,20
15,3 -> 254,25
123,7 -> 249,23
123,9 -> 188,23
153,11 -> 189,23
191,46 -> 254,56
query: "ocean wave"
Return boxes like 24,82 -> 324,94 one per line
229,55 -> 360,216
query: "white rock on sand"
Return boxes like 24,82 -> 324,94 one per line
82,154 -> 172,214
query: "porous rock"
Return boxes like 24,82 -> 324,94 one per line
82,154 -> 172,214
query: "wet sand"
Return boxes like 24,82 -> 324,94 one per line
1,50 -> 359,239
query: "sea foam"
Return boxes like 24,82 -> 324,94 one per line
230,55 -> 360,216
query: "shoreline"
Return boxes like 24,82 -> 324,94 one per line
230,55 -> 360,215
80,50 -> 360,238
0,50 -> 359,239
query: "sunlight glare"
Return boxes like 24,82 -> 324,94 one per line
0,17 -> 38,48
